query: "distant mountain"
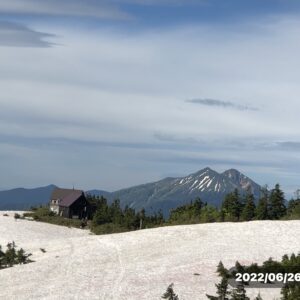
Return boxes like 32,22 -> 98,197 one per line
96,167 -> 262,216
222,169 -> 261,196
86,189 -> 112,199
0,168 -> 262,215
0,185 -> 57,210
0,185 -> 113,211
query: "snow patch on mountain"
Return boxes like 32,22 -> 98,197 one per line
107,167 -> 262,215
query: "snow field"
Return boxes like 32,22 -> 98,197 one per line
0,212 -> 299,299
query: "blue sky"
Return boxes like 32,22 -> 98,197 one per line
1,0 -> 300,198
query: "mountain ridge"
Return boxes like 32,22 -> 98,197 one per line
104,167 -> 261,215
0,184 -> 57,210
0,167 -> 261,214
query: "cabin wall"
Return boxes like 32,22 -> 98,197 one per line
50,199 -> 60,214
69,196 -> 90,219
59,196 -> 91,219
59,207 -> 70,218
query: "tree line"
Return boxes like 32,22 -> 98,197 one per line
169,184 -> 300,224
88,183 -> 300,234
28,183 -> 300,234
87,195 -> 164,234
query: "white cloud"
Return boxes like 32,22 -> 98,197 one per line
1,14 -> 300,192
186,98 -> 258,111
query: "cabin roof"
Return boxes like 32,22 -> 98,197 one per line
51,188 -> 82,200
59,190 -> 84,207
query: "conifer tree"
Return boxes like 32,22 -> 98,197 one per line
217,261 -> 229,278
222,189 -> 242,221
0,242 -> 32,269
219,209 -> 226,222
287,198 -> 300,218
269,184 -> 286,220
139,208 -> 146,229
206,262 -> 230,300
109,199 -> 123,225
194,197 -> 204,216
281,282 -> 300,300
123,206 -> 139,230
155,210 -> 164,225
281,254 -> 289,265
206,276 -> 229,300
0,245 -> 4,269
16,248 -> 32,264
5,242 -> 17,267
91,197 -> 110,225
230,282 -> 249,300
161,284 -> 179,300
255,186 -> 269,220
235,261 -> 245,274
201,206 -> 219,223
241,192 -> 256,221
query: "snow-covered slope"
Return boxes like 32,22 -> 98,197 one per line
0,212 -> 299,300
173,167 -> 240,194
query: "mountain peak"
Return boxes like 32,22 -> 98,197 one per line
222,169 -> 260,194
191,167 -> 218,176
222,168 -> 242,179
224,168 -> 240,174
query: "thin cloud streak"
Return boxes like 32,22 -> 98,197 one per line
277,141 -> 300,150
186,98 -> 258,111
114,0 -> 202,5
0,0 -> 130,20
0,21 -> 54,47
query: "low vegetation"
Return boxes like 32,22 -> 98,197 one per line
88,195 -> 164,234
0,242 -> 32,269
23,207 -> 83,228
14,213 -> 21,220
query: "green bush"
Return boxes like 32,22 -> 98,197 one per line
14,213 -> 21,220
91,223 -> 128,235
25,207 -> 82,228
0,242 -> 32,269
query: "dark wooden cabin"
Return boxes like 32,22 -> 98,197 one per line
50,188 -> 91,219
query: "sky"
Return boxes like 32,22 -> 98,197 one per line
1,0 -> 300,197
